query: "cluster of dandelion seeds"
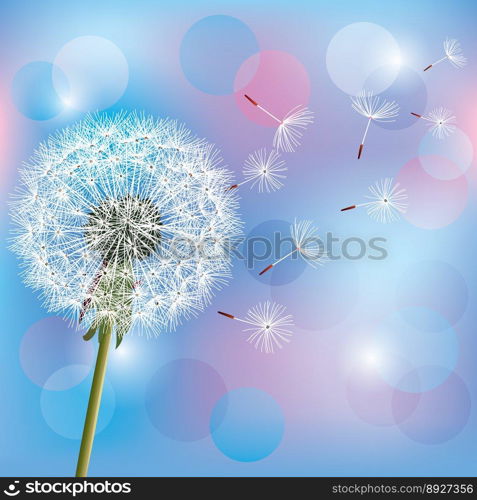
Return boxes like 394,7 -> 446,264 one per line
10,112 -> 241,340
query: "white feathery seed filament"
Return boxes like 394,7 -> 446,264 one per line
351,90 -> 399,158
258,219 -> 327,275
236,148 -> 287,193
341,178 -> 407,223
243,94 -> 314,153
218,301 -> 294,354
416,107 -> 456,139
424,38 -> 467,71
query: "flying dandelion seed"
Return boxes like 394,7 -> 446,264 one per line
258,219 -> 327,275
218,301 -> 294,354
10,112 -> 241,477
228,148 -> 287,193
424,38 -> 467,71
351,90 -> 399,159
244,94 -> 314,153
341,178 -> 407,223
411,107 -> 456,139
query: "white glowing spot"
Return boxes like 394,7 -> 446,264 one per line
391,55 -> 402,66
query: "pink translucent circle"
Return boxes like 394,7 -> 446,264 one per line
396,157 -> 468,229
234,50 -> 311,127
346,366 -> 420,427
419,128 -> 474,180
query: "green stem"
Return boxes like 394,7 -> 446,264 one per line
75,323 -> 112,477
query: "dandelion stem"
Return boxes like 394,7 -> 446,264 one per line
76,322 -> 112,477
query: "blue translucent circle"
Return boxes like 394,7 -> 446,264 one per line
393,370 -> 471,444
145,359 -> 227,441
375,307 -> 458,393
210,388 -> 284,462
11,61 -> 68,120
20,316 -> 94,390
396,260 -> 468,327
41,365 -> 115,439
271,260 -> 360,330
370,66 -> 427,130
245,219 -> 306,286
180,15 -> 259,95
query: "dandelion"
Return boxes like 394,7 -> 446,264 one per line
351,90 -> 399,159
228,148 -> 287,193
411,107 -> 456,139
258,219 -> 327,275
424,38 -> 467,71
10,112 -> 241,477
218,301 -> 294,354
341,178 -> 407,223
244,94 -> 314,152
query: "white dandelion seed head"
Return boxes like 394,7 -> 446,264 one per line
443,38 -> 467,68
291,219 -> 328,267
242,148 -> 287,193
364,177 -> 408,224
351,90 -> 399,122
425,107 -> 456,139
273,105 -> 314,153
243,301 -> 294,354
10,112 -> 242,338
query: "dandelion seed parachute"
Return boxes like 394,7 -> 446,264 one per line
424,38 -> 467,71
350,90 -> 399,159
244,94 -> 314,153
218,301 -> 294,354
410,107 -> 456,139
341,178 -> 408,223
258,219 -> 327,275
228,148 -> 287,193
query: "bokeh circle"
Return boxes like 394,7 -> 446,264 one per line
396,157 -> 468,229
396,260 -> 468,327
326,22 -> 401,95
418,128 -> 474,180
271,260 -> 359,331
393,370 -> 471,444
12,61 -> 69,120
41,364 -> 115,439
145,358 -> 227,441
234,50 -> 311,126
369,66 -> 427,130
53,36 -> 129,111
210,387 -> 284,462
20,316 -> 94,390
346,366 -> 420,426
245,219 -> 306,286
180,15 -> 259,95
374,307 -> 458,393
